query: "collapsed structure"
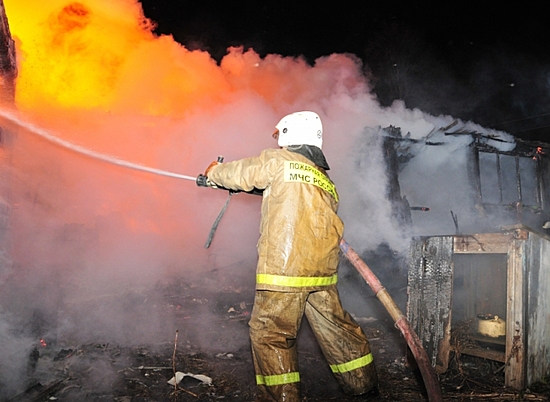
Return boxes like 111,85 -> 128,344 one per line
381,124 -> 550,389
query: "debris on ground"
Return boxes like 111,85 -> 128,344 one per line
8,276 -> 550,401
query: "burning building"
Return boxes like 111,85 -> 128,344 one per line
382,124 -> 550,389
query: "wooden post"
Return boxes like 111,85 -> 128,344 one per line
0,0 -> 17,104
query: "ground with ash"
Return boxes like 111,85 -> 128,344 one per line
10,274 -> 550,402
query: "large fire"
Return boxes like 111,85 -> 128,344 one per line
4,0 -> 358,119
5,0 -> 234,115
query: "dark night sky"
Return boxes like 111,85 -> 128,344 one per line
139,1 -> 550,142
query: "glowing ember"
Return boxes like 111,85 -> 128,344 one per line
533,146 -> 545,160
39,338 -> 47,347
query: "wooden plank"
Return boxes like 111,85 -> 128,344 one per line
457,347 -> 506,363
505,238 -> 526,389
470,333 -> 507,346
501,224 -> 549,241
453,233 -> 514,254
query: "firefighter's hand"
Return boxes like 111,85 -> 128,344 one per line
204,160 -> 219,176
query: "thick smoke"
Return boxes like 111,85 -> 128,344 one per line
0,0 -> 516,398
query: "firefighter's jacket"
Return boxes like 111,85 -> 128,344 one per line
207,147 -> 344,292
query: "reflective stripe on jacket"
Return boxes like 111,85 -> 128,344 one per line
208,148 -> 344,292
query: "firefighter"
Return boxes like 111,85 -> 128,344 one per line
203,111 -> 378,401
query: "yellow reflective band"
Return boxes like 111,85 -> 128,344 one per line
256,273 -> 338,287
284,161 -> 338,202
256,372 -> 300,386
330,353 -> 374,374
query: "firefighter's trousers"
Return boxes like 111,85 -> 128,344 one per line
249,287 -> 378,401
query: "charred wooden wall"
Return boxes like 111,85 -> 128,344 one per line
407,236 -> 453,373
407,227 -> 550,389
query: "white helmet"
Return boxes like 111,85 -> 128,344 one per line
274,111 -> 323,149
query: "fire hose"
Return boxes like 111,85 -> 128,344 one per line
0,109 -> 199,181
339,240 -> 443,402
198,163 -> 443,402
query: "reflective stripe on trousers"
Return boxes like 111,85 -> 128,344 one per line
256,273 -> 337,287
330,352 -> 374,374
255,372 -> 300,386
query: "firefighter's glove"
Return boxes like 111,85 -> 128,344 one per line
197,159 -> 222,188
205,160 -> 220,176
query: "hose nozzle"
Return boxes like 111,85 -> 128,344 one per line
196,174 -> 210,187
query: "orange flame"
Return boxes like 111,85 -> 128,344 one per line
4,0 -> 231,116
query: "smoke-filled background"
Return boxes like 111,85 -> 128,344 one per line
0,0 -> 544,398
